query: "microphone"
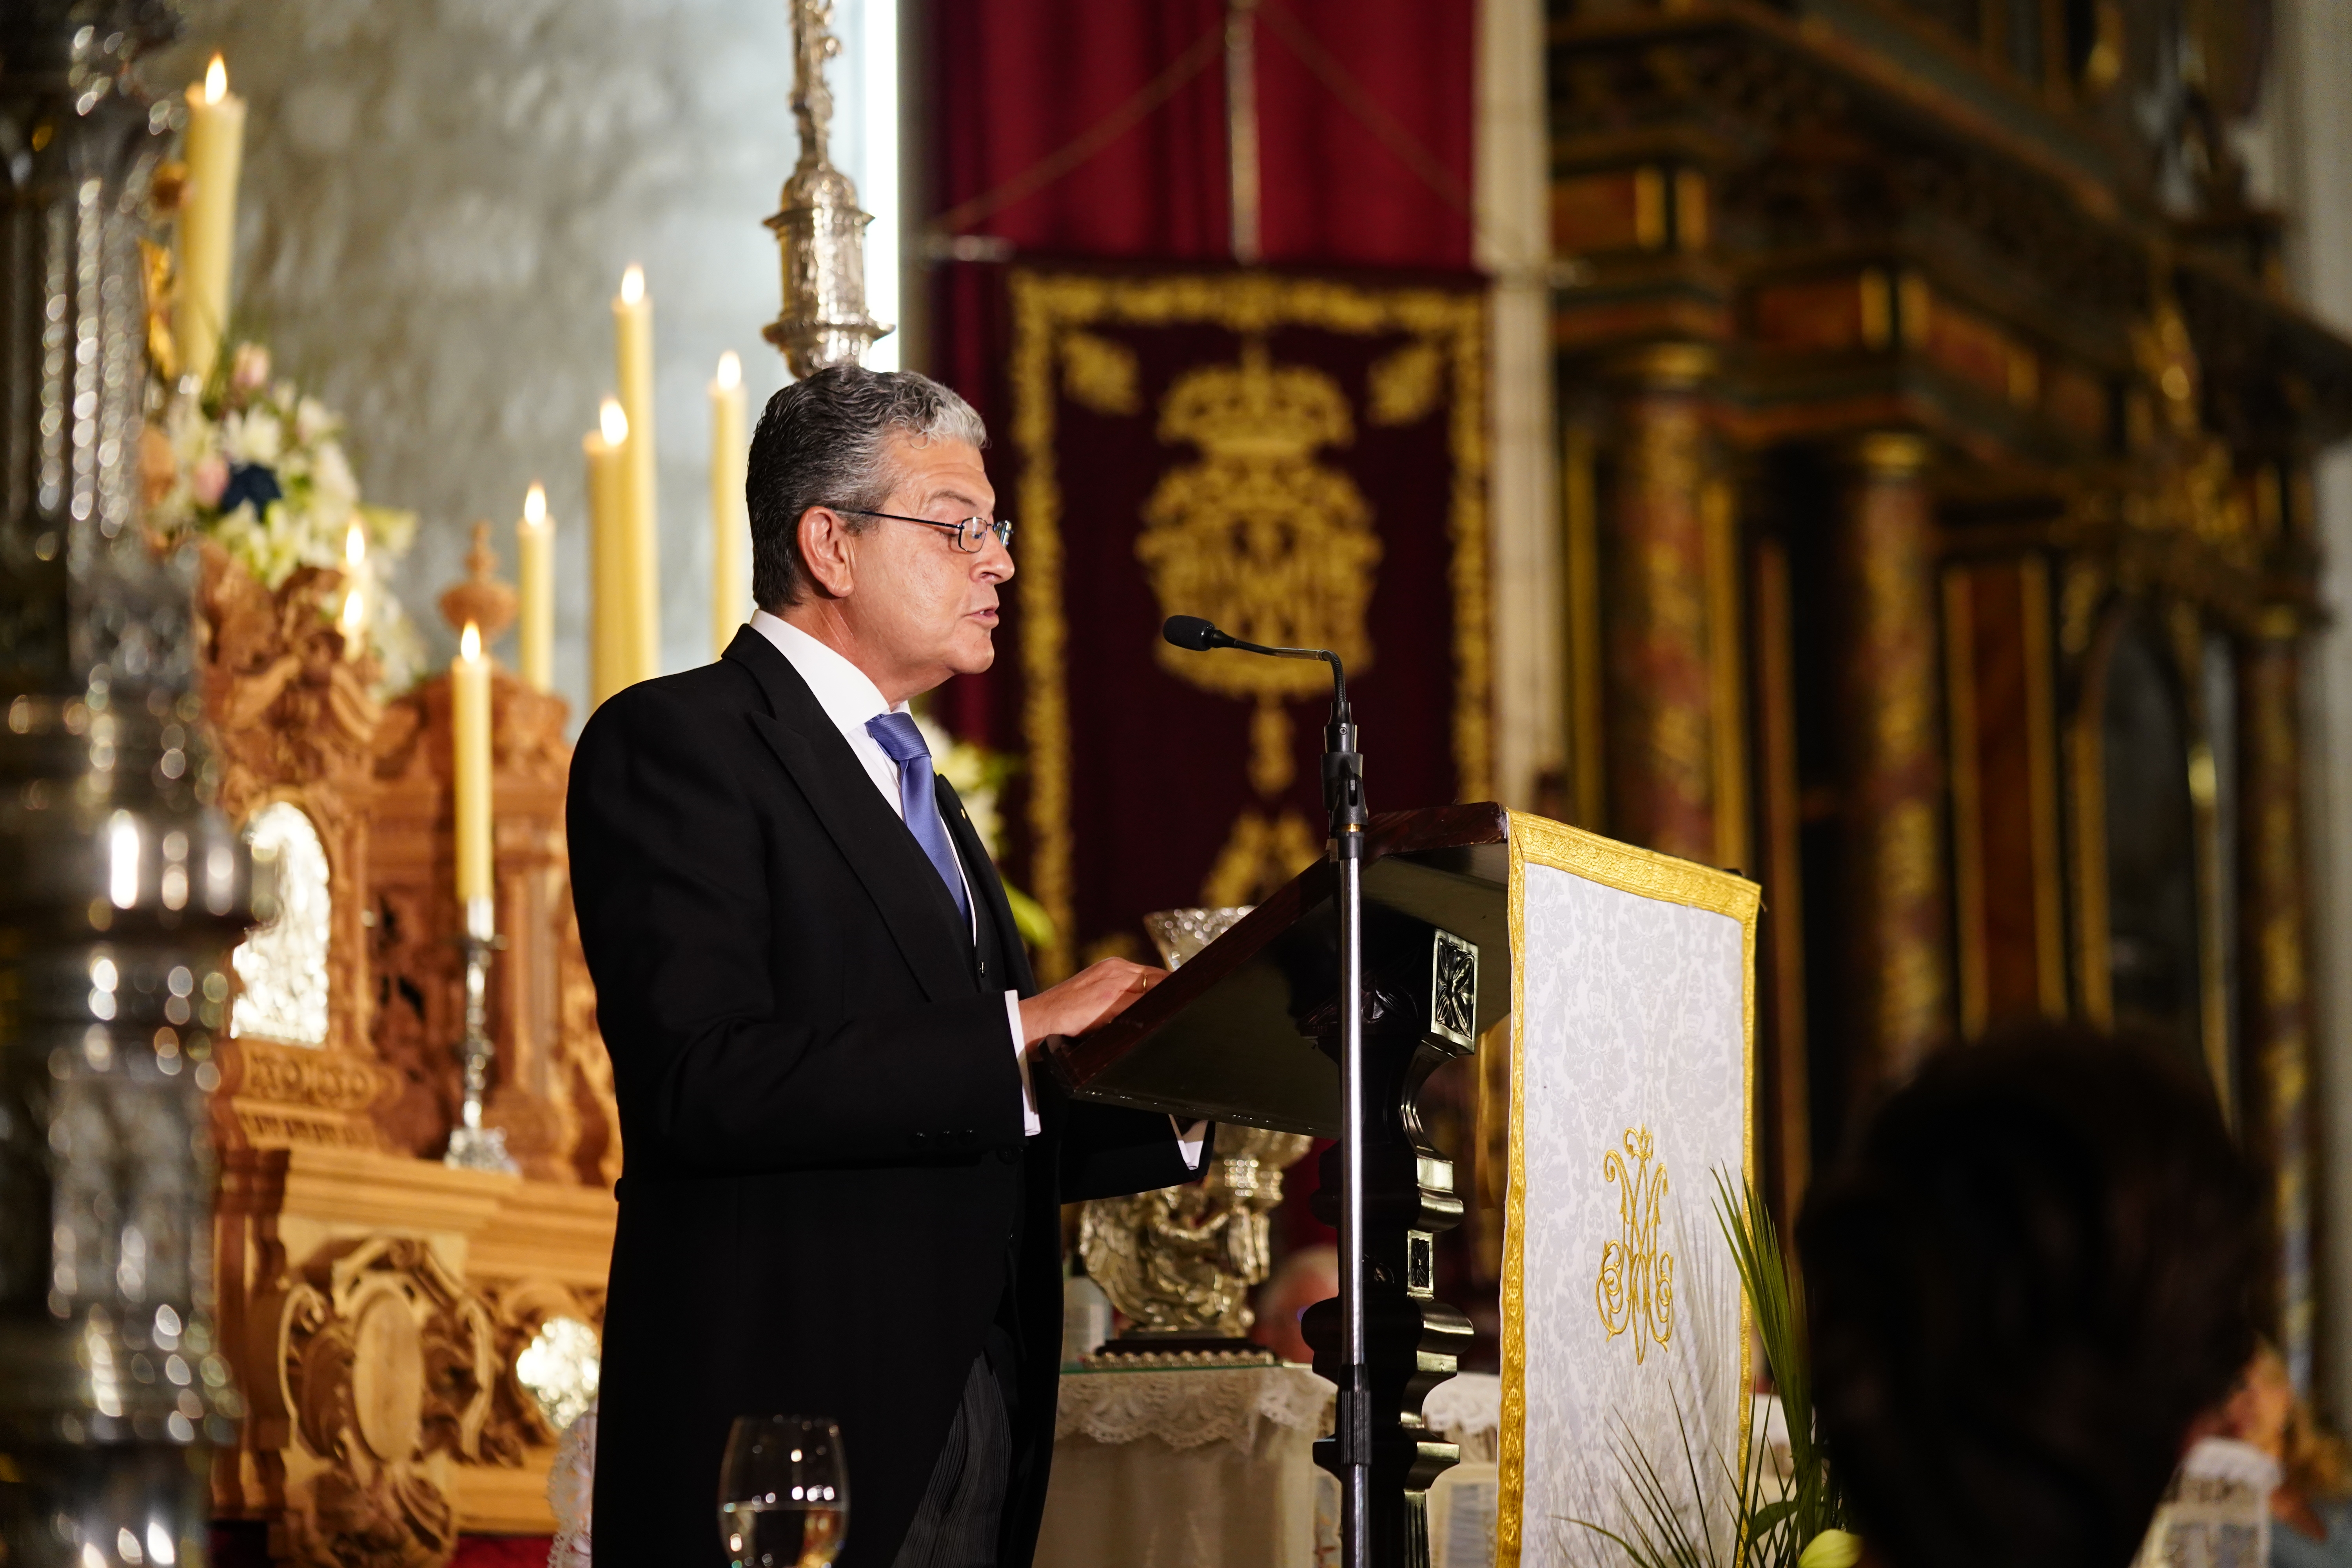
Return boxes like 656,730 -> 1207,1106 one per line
1161,615 -> 1227,652
1159,616 -> 1365,833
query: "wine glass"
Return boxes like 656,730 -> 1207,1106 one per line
718,1416 -> 848,1568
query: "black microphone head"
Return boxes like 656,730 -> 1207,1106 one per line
1163,615 -> 1223,652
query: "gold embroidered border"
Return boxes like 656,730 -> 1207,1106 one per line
1496,811 -> 1759,1568
1007,268 -> 1493,980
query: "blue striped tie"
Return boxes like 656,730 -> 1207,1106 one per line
865,712 -> 970,929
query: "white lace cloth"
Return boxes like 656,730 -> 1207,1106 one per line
1056,1366 -> 1334,1455
546,1399 -> 596,1568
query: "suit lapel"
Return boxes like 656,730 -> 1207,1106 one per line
725,629 -> 972,1004
939,777 -> 1038,997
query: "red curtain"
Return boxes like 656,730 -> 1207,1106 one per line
926,0 -> 1474,264
925,0 -> 1479,749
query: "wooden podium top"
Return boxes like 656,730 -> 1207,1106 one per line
1046,804 -> 1516,1138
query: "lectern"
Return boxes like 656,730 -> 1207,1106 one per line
1051,804 -> 1758,1568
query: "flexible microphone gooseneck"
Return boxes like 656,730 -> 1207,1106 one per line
1161,612 -> 1373,1568
1158,616 -> 1364,834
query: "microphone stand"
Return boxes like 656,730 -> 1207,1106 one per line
1162,617 -> 1370,1568
1324,669 -> 1371,1568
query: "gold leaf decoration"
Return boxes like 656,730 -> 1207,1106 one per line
1060,330 -> 1142,415
1200,808 -> 1323,908
1367,338 -> 1444,426
1137,339 -> 1381,704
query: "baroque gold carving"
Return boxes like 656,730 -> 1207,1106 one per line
272,1236 -> 496,1568
1595,1127 -> 1674,1363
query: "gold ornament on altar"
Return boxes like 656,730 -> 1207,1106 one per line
1136,339 -> 1379,902
1079,1122 -> 1314,1341
1595,1125 -> 1675,1363
1078,907 -> 1313,1344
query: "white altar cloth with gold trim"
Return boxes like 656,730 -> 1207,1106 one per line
1499,817 -> 1757,1567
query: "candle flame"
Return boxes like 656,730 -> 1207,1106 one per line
619,265 -> 644,305
715,350 -> 742,390
600,398 -> 629,446
460,622 -> 482,662
523,482 -> 547,526
344,519 -> 366,567
203,55 -> 227,105
341,588 -> 364,633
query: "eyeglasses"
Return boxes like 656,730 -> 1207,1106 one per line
830,507 -> 1013,554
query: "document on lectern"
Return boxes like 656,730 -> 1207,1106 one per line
1498,815 -> 1757,1568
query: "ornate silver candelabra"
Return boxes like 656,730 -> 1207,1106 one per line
0,4 -> 256,1563
765,0 -> 892,376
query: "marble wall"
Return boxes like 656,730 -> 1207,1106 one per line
157,0 -> 900,726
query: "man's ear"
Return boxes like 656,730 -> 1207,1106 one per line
797,506 -> 856,599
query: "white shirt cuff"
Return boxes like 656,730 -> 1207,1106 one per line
1172,1118 -> 1208,1169
1006,990 -> 1041,1136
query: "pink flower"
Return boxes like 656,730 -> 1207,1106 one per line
191,452 -> 229,506
229,343 -> 271,392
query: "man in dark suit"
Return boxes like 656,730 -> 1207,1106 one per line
570,365 -> 1204,1568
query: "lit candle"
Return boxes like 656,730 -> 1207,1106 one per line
613,266 -> 660,679
517,482 -> 554,691
173,54 -> 246,389
710,351 -> 748,662
339,519 -> 368,659
452,621 -> 494,911
586,399 -> 634,706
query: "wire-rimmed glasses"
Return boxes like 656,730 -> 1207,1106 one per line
719,1415 -> 848,1568
829,507 -> 1013,553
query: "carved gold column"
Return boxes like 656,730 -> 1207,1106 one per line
1601,343 -> 1717,863
2239,623 -> 2317,1390
1835,433 -> 1949,1089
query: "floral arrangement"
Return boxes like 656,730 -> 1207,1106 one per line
915,713 -> 1056,950
147,342 -> 426,691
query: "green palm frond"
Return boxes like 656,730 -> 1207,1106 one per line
1572,1173 -> 1848,1568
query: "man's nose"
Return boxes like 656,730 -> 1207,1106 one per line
976,535 -> 1014,582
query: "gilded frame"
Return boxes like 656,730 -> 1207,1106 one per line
1007,267 -> 1493,980
1497,811 -> 1759,1568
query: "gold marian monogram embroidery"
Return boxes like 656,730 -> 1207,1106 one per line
1595,1126 -> 1675,1363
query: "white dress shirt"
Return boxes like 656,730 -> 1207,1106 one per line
748,612 -> 1203,1164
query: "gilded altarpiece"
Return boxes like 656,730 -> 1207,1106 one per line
195,549 -> 617,1563
1004,267 -> 1492,981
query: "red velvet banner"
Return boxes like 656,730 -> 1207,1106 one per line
995,263 -> 1489,980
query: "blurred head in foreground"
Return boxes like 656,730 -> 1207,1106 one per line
1798,1025 -> 2259,1568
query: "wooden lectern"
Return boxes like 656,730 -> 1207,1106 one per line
1050,803 -> 1514,1568
1052,803 -> 1760,1568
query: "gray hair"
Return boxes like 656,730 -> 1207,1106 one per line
744,365 -> 989,609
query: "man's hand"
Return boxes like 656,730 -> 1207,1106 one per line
1018,958 -> 1167,1045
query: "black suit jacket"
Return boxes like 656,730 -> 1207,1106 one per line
570,628 -> 1197,1568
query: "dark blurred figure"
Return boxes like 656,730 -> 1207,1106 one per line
1799,1024 -> 2261,1568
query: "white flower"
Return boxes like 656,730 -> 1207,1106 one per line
220,407 -> 285,468
293,396 -> 336,445
310,440 -> 358,512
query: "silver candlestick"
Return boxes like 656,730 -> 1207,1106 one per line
443,895 -> 517,1172
764,0 -> 892,376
